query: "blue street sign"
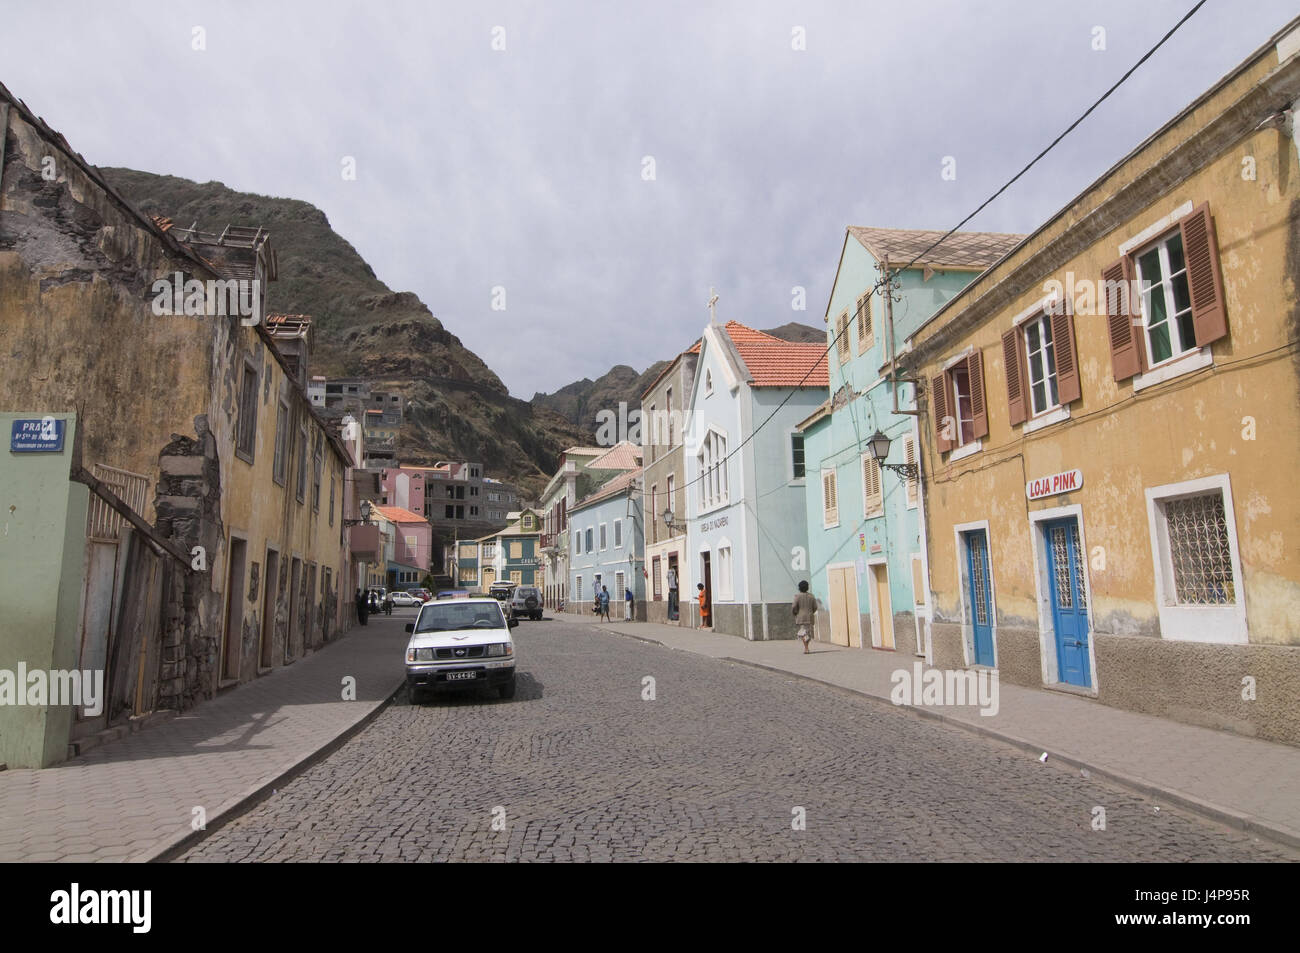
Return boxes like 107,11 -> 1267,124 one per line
11,417 -> 66,453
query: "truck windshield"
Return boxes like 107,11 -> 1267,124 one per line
414,602 -> 506,633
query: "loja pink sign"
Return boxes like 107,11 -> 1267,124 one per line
1026,469 -> 1083,500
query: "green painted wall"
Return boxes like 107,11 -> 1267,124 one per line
0,412 -> 87,767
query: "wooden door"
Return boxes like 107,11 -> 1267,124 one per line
828,567 -> 850,647
872,563 -> 895,649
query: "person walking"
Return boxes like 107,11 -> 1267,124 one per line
384,591 -> 393,615
793,580 -> 818,653
697,582 -> 710,629
599,586 -> 612,622
355,588 -> 369,626
624,585 -> 634,621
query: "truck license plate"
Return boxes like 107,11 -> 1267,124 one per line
446,671 -> 477,681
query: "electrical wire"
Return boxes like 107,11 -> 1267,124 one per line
683,0 -> 1210,498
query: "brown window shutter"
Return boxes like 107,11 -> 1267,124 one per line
931,373 -> 953,453
1052,297 -> 1082,406
836,312 -> 851,362
968,349 -> 988,440
1179,202 -> 1228,348
1002,326 -> 1028,426
1104,256 -> 1142,380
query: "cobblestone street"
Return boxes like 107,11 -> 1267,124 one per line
180,619 -> 1295,862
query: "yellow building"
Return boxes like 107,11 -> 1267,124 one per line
1,84 -> 352,763
900,19 -> 1300,745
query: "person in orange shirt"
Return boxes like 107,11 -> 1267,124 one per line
697,583 -> 710,628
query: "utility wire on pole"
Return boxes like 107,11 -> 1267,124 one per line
682,0 -> 1209,498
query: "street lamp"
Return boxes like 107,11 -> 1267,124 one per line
661,507 -> 680,534
344,499 -> 374,527
866,430 -> 918,480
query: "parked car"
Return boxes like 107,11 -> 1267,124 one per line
408,588 -> 432,603
388,591 -> 421,608
510,585 -> 543,620
488,582 -> 517,619
404,597 -> 518,702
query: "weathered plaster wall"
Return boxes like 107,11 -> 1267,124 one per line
910,45 -> 1300,742
0,110 -> 216,519
211,333 -> 348,685
921,133 -> 1300,647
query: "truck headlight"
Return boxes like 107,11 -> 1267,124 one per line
485,643 -> 513,657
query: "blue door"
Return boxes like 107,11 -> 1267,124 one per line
964,530 -> 995,666
1045,518 -> 1091,687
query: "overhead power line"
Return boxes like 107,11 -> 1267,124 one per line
683,0 -> 1209,497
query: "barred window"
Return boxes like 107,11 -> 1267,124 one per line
1165,492 -> 1235,605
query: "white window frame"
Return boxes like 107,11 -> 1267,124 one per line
704,369 -> 713,396
647,402 -> 657,461
614,519 -> 622,548
1022,311 -> 1061,418
1145,473 -> 1247,645
951,363 -> 975,449
599,523 -> 608,551
860,452 -> 883,518
821,466 -> 839,529
1133,228 -> 1197,371
1120,202 -> 1214,393
835,310 -> 852,363
666,386 -> 674,446
696,426 -> 730,514
788,429 -> 806,484
903,434 -> 918,509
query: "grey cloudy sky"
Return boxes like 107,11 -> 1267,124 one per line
4,1 -> 1296,397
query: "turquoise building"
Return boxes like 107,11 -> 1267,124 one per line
798,227 -> 1022,656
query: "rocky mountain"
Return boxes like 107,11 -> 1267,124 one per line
102,169 -> 827,499
531,323 -> 824,430
101,168 -> 588,499
760,321 -> 824,344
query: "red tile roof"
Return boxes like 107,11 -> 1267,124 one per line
372,505 -> 427,524
721,321 -> 829,388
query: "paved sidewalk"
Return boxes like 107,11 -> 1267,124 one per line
577,614 -> 1300,847
0,613 -> 412,862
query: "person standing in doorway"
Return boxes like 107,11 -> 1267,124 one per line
355,589 -> 369,626
666,566 -> 679,621
793,580 -> 818,653
697,583 -> 710,629
624,585 -> 634,621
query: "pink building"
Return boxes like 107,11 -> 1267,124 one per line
372,505 -> 432,590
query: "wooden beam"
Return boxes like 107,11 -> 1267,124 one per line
70,465 -> 195,570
